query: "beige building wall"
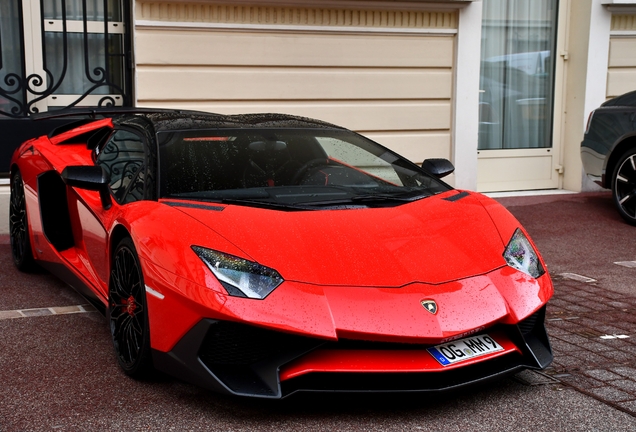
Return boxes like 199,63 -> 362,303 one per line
134,1 -> 458,183
607,14 -> 636,98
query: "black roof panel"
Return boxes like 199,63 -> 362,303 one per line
32,107 -> 343,131
144,111 -> 342,132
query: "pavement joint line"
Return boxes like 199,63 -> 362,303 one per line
0,304 -> 95,320
547,316 -> 579,321
547,276 -> 636,417
614,261 -> 636,268
559,273 -> 597,283
560,381 -> 636,419
523,370 -> 562,386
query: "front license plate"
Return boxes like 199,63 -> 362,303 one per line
427,334 -> 503,366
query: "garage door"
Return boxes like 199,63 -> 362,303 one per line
134,2 -> 458,182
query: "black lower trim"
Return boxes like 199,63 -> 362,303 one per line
152,320 -> 236,396
282,356 -> 528,395
513,306 -> 553,369
152,320 -> 324,398
152,307 -> 552,399
38,260 -> 106,315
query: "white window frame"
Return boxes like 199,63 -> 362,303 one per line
21,0 -> 127,113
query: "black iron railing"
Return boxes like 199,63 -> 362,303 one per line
0,0 -> 132,118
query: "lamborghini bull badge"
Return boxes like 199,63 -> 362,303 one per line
421,300 -> 438,315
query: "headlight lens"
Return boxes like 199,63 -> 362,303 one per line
192,246 -> 283,299
503,228 -> 545,279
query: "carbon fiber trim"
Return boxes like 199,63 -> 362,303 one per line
151,306 -> 552,398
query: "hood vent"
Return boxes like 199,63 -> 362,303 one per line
443,191 -> 469,202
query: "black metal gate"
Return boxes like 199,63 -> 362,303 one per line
0,0 -> 133,173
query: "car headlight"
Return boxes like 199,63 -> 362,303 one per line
192,246 -> 283,299
503,228 -> 545,279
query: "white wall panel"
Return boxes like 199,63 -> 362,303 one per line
136,30 -> 455,68
137,100 -> 451,133
134,3 -> 457,164
608,16 -> 636,99
477,149 -> 556,192
137,67 -> 452,101
607,68 -> 636,97
608,37 -> 636,67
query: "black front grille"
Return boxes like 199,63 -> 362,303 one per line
325,339 -> 432,350
191,309 -> 552,398
197,321 -> 324,397
514,306 -> 552,369
198,321 -> 320,366
518,309 -> 541,335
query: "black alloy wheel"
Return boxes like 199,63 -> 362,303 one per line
10,169 -> 36,271
613,148 -> 636,226
109,237 -> 153,377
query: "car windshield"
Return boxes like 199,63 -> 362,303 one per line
157,128 -> 450,208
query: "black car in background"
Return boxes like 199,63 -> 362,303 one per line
581,90 -> 636,225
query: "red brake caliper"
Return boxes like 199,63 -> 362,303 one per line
122,295 -> 137,316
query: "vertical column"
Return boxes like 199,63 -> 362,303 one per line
453,0 -> 483,191
21,0 -> 47,114
583,0 -> 612,125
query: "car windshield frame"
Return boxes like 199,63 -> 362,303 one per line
156,127 -> 451,209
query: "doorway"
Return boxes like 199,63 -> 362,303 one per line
476,0 -> 562,192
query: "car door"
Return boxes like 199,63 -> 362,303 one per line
69,128 -> 147,295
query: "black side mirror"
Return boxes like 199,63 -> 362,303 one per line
61,165 -> 112,209
421,158 -> 455,179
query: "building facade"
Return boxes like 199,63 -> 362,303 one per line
1,0 -> 635,232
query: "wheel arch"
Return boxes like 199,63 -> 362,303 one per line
9,164 -> 38,271
110,224 -> 132,263
9,163 -> 19,178
606,135 -> 636,189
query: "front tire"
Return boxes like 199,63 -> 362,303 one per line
109,237 -> 153,377
10,169 -> 36,272
612,148 -> 636,226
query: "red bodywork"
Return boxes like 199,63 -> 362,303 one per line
11,114 -> 553,398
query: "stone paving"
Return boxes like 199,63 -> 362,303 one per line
543,274 -> 636,416
3,193 -> 636,430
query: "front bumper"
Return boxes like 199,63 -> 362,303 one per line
152,306 -> 552,399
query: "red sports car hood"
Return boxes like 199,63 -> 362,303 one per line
170,191 -> 508,286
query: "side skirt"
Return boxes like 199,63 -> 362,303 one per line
38,260 -> 107,315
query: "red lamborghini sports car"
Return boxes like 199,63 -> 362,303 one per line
10,109 -> 553,398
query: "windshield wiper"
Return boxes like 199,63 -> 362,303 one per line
218,198 -> 314,211
350,192 -> 431,203
298,192 -> 431,208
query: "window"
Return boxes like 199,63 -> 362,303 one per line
0,1 -> 25,115
96,130 -> 145,203
157,128 -> 449,207
0,0 -> 131,117
478,0 -> 559,150
316,137 -> 404,186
